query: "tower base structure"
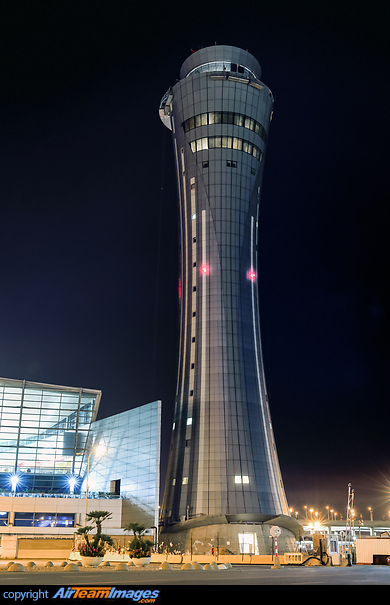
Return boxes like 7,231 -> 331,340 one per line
159,514 -> 302,556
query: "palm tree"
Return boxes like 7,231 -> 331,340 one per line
76,510 -> 113,556
123,522 -> 154,558
86,510 -> 112,535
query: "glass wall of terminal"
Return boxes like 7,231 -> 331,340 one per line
0,378 -> 100,493
87,401 -> 161,527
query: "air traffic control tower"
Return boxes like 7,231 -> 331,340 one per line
159,46 -> 301,554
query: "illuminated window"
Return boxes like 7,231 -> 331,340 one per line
13,512 -> 74,527
196,138 -> 208,151
187,417 -> 192,425
182,112 -> 267,144
190,136 -> 262,162
222,135 -> 232,148
182,477 -> 188,485
235,475 -> 250,484
0,512 -> 8,526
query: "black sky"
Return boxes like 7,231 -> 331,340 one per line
1,1 -> 389,520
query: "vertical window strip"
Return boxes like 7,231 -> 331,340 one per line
180,147 -> 189,439
196,209 -> 207,515
250,216 -> 279,508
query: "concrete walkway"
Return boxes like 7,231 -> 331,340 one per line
1,561 -> 390,585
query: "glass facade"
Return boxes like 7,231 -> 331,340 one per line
13,512 -> 74,527
183,111 -> 268,143
189,135 -> 263,161
186,61 -> 258,80
0,378 -> 100,493
87,401 -> 161,527
159,45 -> 289,524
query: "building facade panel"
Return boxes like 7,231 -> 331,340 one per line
87,400 -> 161,528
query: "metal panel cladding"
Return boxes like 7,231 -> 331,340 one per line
159,46 -> 289,524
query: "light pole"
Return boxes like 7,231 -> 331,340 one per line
78,444 -> 106,525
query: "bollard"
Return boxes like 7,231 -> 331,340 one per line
115,562 -> 129,570
181,562 -> 194,570
64,563 -> 79,571
159,560 -> 173,570
192,561 -> 203,570
7,563 -> 25,572
271,555 -> 282,569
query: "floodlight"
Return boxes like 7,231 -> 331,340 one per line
68,476 -> 77,492
10,475 -> 19,492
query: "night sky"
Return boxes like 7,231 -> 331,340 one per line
1,1 -> 389,521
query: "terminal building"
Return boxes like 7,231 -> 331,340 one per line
0,377 -> 161,559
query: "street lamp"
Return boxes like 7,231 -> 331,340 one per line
368,507 -> 373,521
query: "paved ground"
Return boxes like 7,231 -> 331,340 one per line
1,562 -> 390,586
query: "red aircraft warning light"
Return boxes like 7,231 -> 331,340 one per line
247,269 -> 257,282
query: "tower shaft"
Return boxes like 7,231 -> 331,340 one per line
159,46 -> 288,525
